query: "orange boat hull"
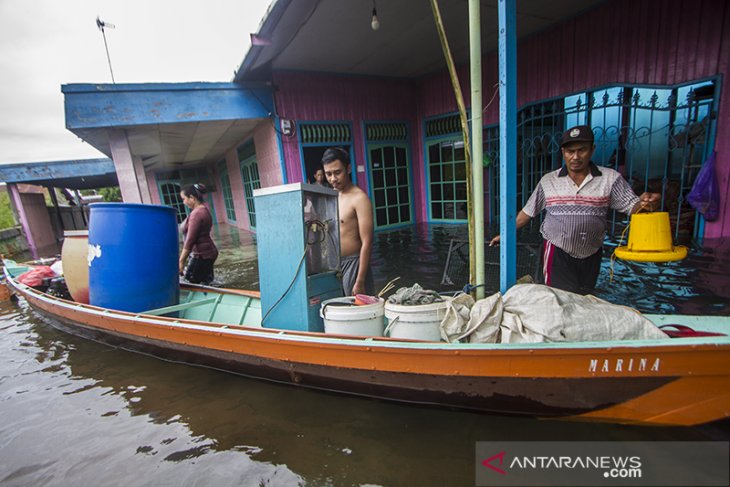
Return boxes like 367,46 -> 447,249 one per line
8,278 -> 730,427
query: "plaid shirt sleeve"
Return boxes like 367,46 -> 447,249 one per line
522,183 -> 545,218
610,176 -> 641,215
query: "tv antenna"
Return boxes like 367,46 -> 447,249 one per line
96,16 -> 116,83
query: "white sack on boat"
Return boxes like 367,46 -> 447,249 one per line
444,284 -> 667,343
440,293 -> 475,343
465,293 -> 504,344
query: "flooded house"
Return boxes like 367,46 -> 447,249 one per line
2,0 -> 729,270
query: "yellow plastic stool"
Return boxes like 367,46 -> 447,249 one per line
614,212 -> 688,262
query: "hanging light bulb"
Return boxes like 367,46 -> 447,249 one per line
371,1 -> 380,31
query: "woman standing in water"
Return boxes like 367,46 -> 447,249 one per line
179,183 -> 218,285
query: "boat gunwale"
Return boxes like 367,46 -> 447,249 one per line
6,267 -> 730,353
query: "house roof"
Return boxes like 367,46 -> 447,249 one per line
235,0 -> 605,81
0,158 -> 117,189
62,82 -> 273,172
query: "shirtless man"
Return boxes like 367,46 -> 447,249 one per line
321,147 -> 375,296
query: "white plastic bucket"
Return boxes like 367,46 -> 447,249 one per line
384,299 -> 450,341
320,297 -> 385,336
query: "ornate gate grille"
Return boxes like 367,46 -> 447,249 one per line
486,79 -> 717,239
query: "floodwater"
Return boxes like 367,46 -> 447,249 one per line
1,224 -> 729,486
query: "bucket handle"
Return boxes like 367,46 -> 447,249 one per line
320,302 -> 331,319
383,316 -> 400,337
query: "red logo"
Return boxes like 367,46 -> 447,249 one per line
482,451 -> 507,475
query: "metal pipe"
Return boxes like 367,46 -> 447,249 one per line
498,0 -> 517,293
469,0 -> 485,299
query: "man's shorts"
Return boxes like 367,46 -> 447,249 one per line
542,240 -> 602,295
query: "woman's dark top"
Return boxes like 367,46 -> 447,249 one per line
181,206 -> 218,260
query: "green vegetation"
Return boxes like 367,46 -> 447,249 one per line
100,187 -> 122,202
0,192 -> 16,229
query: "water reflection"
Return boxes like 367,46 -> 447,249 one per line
3,299 -> 728,487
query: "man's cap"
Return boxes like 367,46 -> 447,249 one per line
561,125 -> 594,147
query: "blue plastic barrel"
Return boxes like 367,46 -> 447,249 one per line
88,203 -> 179,313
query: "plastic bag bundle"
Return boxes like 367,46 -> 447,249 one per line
687,151 -> 720,221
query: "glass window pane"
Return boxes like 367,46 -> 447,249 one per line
385,168 -> 397,186
373,169 -> 384,187
386,188 -> 397,205
388,206 -> 398,224
429,143 -> 440,162
430,165 -> 440,183
444,182 -> 454,199
371,148 -> 382,167
375,189 -> 386,207
454,162 -> 466,181
399,204 -> 410,222
384,146 -> 395,168
376,208 -> 387,226
443,202 -> 454,219
398,186 -> 408,204
432,203 -> 442,219
443,164 -> 453,181
456,182 -> 467,201
453,141 -> 465,161
455,201 -> 467,220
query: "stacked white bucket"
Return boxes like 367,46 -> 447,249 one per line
320,297 -> 386,336
384,300 -> 448,341
321,296 -> 449,341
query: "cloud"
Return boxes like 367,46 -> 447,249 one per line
0,0 -> 271,164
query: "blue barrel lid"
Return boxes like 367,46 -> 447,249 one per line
89,202 -> 176,214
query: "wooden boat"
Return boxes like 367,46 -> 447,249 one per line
4,260 -> 730,427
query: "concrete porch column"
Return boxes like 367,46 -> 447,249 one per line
6,183 -> 37,258
109,129 -> 147,204
133,155 -> 152,204
6,183 -> 58,259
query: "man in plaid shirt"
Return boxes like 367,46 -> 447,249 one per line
490,125 -> 660,295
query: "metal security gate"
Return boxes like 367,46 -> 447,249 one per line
486,78 -> 718,239
366,123 -> 412,228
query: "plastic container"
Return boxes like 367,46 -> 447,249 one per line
88,203 -> 179,313
384,300 -> 450,341
614,212 -> 688,262
320,296 -> 385,336
61,230 -> 89,303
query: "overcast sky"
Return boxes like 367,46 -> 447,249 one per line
0,0 -> 271,165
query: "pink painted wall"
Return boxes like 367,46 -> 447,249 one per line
9,185 -> 58,258
213,121 -> 281,231
253,121 -> 284,188
273,72 -> 421,205
223,144 -> 249,230
415,0 -> 730,235
146,172 -> 161,205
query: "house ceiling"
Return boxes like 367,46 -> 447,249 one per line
240,0 -> 605,80
76,119 -> 265,171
